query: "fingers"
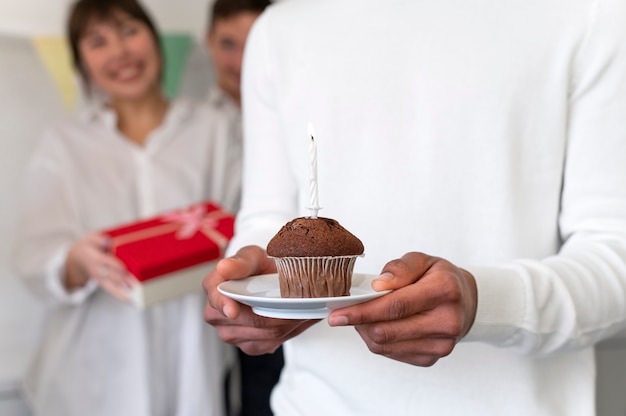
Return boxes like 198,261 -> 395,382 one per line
65,233 -> 130,295
90,256 -> 134,302
225,245 -> 278,278
355,302 -> 464,342
202,258 -> 246,319
337,252 -> 466,326
329,270 -> 449,327
371,252 -> 436,292
204,299 -> 318,355
352,306 -> 461,367
332,280 -> 462,329
238,319 -> 318,355
326,253 -> 477,367
202,244 -> 316,355
203,245 -> 276,319
82,235 -> 134,301
355,331 -> 457,367
95,274 -> 130,302
83,232 -> 113,251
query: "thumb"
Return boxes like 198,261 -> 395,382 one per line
371,252 -> 437,292
371,271 -> 407,292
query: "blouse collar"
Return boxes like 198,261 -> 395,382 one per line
79,98 -> 194,130
77,98 -> 195,150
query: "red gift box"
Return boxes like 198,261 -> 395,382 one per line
103,201 -> 235,307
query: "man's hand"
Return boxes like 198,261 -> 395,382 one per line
328,252 -> 477,367
203,245 -> 319,355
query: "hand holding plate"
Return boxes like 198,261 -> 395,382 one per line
327,252 -> 478,367
203,245 -> 319,355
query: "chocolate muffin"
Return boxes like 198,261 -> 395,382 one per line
267,217 -> 364,298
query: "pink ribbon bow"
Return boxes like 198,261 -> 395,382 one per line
162,204 -> 230,253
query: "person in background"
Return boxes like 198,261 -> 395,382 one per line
13,0 -> 240,415
205,1 -> 281,416
203,0 -> 626,415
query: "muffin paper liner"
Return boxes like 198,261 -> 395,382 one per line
270,255 -> 360,298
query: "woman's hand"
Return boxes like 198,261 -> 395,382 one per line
65,232 -> 134,301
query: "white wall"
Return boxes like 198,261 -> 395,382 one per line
0,0 -> 212,39
0,33 -> 64,414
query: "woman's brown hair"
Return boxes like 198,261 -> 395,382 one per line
67,0 -> 162,94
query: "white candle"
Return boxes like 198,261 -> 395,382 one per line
308,122 -> 321,218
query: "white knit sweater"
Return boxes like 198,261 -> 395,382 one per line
230,0 -> 626,414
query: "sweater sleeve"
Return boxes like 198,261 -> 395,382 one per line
227,12 -> 300,255
464,0 -> 626,355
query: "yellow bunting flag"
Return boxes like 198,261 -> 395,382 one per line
32,37 -> 78,111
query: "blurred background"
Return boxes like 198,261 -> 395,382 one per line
0,1 -> 217,414
1,1 -> 626,415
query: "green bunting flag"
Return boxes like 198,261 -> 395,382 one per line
160,33 -> 193,99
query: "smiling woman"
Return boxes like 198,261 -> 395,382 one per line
67,0 -> 166,145
11,0 -> 242,415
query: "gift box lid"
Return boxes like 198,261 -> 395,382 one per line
103,201 -> 234,281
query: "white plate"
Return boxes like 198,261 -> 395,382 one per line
217,273 -> 390,319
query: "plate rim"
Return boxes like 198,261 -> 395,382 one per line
217,272 -> 391,312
